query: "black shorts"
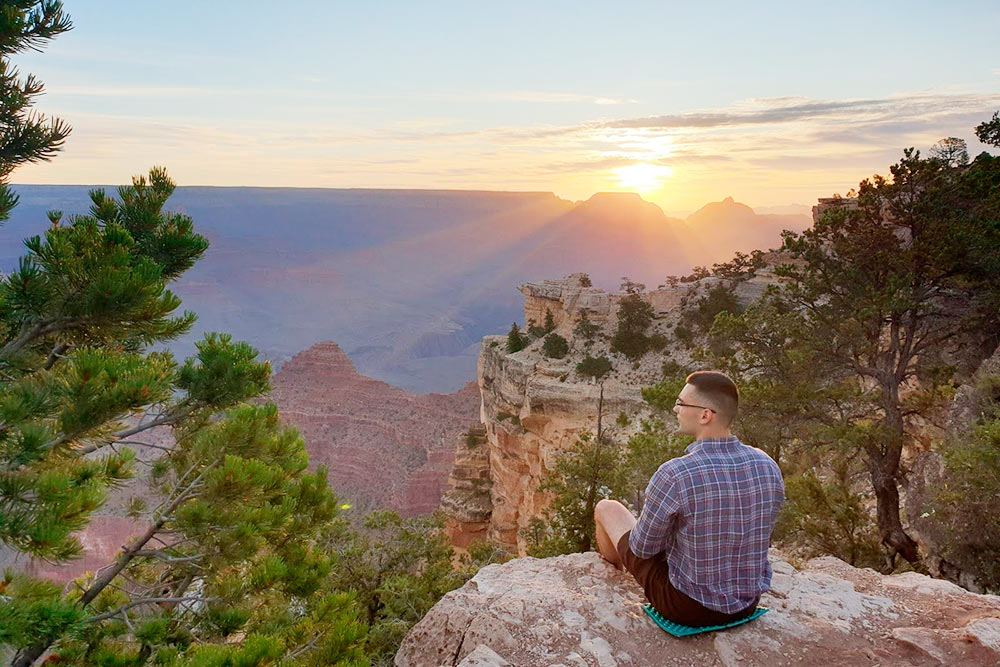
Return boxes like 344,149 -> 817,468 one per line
616,530 -> 758,627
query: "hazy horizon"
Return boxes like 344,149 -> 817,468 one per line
4,181 -> 812,218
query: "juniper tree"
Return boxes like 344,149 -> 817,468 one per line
0,1 -> 72,223
324,510 -> 463,666
699,123 -> 1000,568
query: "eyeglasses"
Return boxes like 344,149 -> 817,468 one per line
674,399 -> 716,413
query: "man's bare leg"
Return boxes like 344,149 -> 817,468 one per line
594,499 -> 637,569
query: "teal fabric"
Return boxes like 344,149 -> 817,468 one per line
642,604 -> 769,637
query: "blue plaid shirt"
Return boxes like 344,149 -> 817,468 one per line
629,435 -> 784,614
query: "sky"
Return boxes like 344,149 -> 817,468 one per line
10,0 -> 1000,213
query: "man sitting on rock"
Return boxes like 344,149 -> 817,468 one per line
594,370 -> 784,627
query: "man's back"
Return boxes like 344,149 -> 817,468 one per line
629,435 -> 784,614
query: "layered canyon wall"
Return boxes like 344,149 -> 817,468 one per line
443,269 -> 782,554
270,341 -> 480,515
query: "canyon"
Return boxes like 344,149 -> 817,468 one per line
1,341 -> 480,584
269,341 -> 480,515
1,187 -> 810,393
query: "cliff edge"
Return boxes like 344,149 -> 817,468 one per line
396,551 -> 1000,666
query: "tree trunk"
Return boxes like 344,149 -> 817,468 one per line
870,377 -> 919,569
870,460 -> 919,568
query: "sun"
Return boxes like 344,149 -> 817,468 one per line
613,163 -> 674,193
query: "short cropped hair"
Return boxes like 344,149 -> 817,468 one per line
685,370 -> 739,426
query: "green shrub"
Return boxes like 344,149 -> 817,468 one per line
774,468 -> 882,569
661,359 -> 686,379
674,325 -> 693,346
574,309 -> 600,346
542,333 -> 569,359
496,411 -> 520,425
926,409 -> 1000,589
576,355 -> 612,380
529,309 -> 556,338
611,292 -> 657,359
689,282 -> 744,332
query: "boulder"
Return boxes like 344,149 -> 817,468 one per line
396,551 -> 1000,666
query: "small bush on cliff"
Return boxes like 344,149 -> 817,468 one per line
688,282 -> 744,332
506,322 -> 526,352
528,309 -> 556,338
543,333 -> 569,359
674,324 -> 694,346
576,355 -> 612,381
611,286 -> 659,360
574,308 -> 600,347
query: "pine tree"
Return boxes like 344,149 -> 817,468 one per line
0,1 -> 73,222
0,171 -> 369,666
8,405 -> 368,666
543,309 -> 555,335
505,322 -> 525,353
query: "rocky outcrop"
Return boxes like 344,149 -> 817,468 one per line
441,426 -> 492,551
270,342 -> 480,515
906,342 -> 1000,593
396,551 -> 1000,666
475,339 -> 645,553
442,271 -> 782,555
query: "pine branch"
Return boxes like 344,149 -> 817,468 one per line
82,596 -> 216,625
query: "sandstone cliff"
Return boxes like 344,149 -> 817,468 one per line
270,342 -> 480,515
396,551 -> 1000,666
442,271 -> 782,554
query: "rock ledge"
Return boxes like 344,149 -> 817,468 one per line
396,551 -> 1000,666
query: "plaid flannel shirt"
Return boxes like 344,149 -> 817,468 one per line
628,435 -> 785,614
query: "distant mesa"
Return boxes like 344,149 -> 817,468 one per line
269,342 -> 480,515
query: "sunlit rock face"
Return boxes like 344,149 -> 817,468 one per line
441,269 -> 785,555
395,550 -> 1000,666
270,342 -> 480,515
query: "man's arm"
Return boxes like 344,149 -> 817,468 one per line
628,464 -> 682,559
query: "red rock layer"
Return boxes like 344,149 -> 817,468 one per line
270,342 -> 480,516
